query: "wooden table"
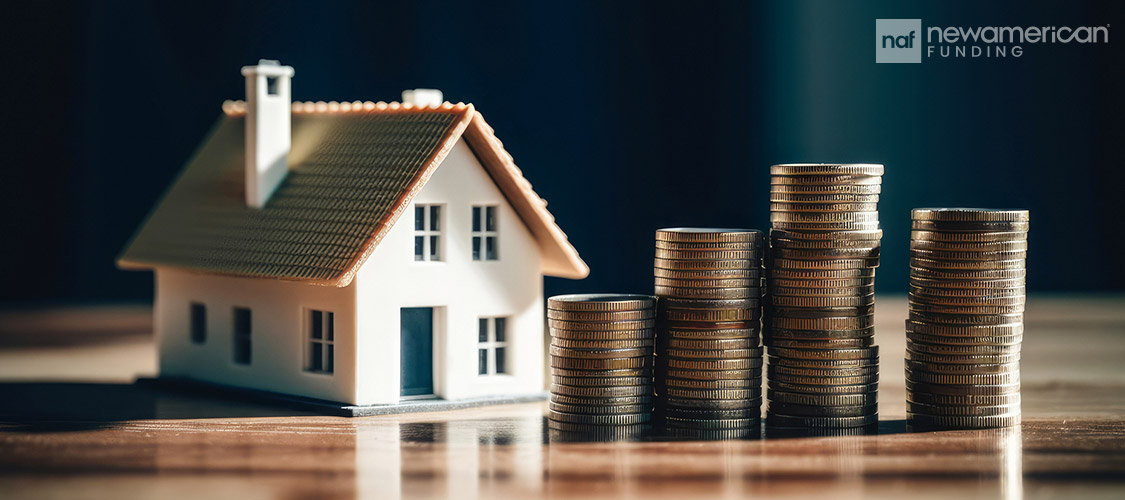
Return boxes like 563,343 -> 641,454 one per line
1,295 -> 1123,499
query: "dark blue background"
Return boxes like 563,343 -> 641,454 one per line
2,0 -> 1122,304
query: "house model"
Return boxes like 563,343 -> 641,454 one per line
118,60 -> 588,406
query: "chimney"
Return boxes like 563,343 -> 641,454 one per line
240,59 -> 294,208
402,88 -> 443,107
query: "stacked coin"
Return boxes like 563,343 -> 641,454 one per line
547,294 -> 657,431
765,164 -> 883,429
906,208 -> 1028,430
653,228 -> 765,431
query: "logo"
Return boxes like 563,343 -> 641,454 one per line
876,19 -> 922,63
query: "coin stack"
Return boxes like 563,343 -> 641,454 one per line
653,228 -> 765,433
764,163 -> 883,429
547,294 -> 657,432
906,208 -> 1028,430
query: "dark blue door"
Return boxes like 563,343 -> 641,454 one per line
400,307 -> 434,396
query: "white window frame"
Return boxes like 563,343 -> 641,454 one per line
472,205 -> 499,261
305,309 -> 334,375
414,204 -> 444,262
477,317 -> 510,376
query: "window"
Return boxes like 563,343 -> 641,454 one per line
233,307 -> 252,365
472,205 -> 498,261
189,302 -> 206,344
306,309 -> 335,374
266,76 -> 279,96
477,317 -> 508,375
414,204 -> 442,261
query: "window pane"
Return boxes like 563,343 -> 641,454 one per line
495,317 -> 506,342
429,235 -> 440,260
327,312 -> 334,341
486,236 -> 497,260
234,308 -> 251,335
415,206 -> 424,231
479,318 -> 488,342
478,349 -> 488,375
485,206 -> 496,231
311,342 -> 323,371
472,236 -> 481,261
190,303 -> 206,344
327,344 -> 334,373
235,337 -> 251,365
430,206 -> 441,231
472,206 -> 481,232
495,347 -> 506,374
311,310 -> 323,339
414,236 -> 424,261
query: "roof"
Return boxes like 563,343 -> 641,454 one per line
117,100 -> 589,285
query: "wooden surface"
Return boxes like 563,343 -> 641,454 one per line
1,295 -> 1124,499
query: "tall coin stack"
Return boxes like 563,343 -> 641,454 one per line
906,208 -> 1028,430
547,294 -> 657,432
653,228 -> 765,434
765,163 -> 883,430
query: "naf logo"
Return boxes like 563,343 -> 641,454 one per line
876,19 -> 922,63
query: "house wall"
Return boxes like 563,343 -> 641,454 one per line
154,268 -> 357,403
354,139 -> 545,405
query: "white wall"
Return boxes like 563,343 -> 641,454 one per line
154,268 -> 357,403
354,139 -> 545,405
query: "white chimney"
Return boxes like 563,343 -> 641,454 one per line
240,59 -> 294,208
402,88 -> 443,107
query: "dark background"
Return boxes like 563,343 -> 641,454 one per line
1,0 -> 1122,305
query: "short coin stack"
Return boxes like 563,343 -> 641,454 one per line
547,294 -> 657,432
653,228 -> 765,432
906,208 -> 1028,430
765,163 -> 883,429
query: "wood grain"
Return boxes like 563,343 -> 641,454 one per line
0,295 -> 1123,499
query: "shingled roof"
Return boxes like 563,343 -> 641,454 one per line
118,101 -> 588,285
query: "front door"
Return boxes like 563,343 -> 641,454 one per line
400,307 -> 434,397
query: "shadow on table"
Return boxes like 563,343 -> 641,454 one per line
0,381 -> 318,430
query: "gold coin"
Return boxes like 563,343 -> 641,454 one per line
905,320 -> 1023,337
663,337 -> 759,350
548,402 -> 652,415
770,211 -> 880,224
910,257 -> 1024,271
549,393 -> 655,406
909,239 -> 1028,252
906,331 -> 1023,347
908,292 -> 1026,306
768,315 -> 875,330
654,267 -> 763,280
549,345 -> 652,359
768,390 -> 878,407
663,377 -> 760,390
767,381 -> 878,396
905,349 -> 1020,365
663,358 -> 763,371
770,294 -> 875,308
908,301 -> 1025,315
550,356 -> 651,370
905,359 -> 1019,375
662,326 -> 759,340
548,294 -> 656,312
905,380 -> 1020,396
548,318 -> 657,331
909,266 -> 1026,280
771,174 -> 883,186
655,257 -> 759,271
770,247 -> 880,260
769,285 -> 875,297
655,240 -> 761,251
910,230 -> 1027,243
550,376 -> 654,387
767,326 -> 875,340
769,346 -> 878,360
905,367 -> 1019,385
770,184 -> 882,195
664,387 -> 762,400
550,384 -> 653,398
767,363 -> 877,378
906,401 -> 1020,417
769,267 -> 877,280
655,227 -> 764,244
663,368 -> 759,380
550,328 -> 656,341
654,248 -> 762,261
908,276 -> 1025,290
911,208 -> 1029,223
769,228 -> 883,241
771,163 -> 885,176
550,367 -> 653,378
769,257 -> 880,270
769,237 -> 882,250
910,248 -> 1027,261
655,276 -> 760,289
768,337 -> 874,349
663,347 -> 763,359
772,220 -> 881,231
547,410 -> 652,425
552,337 -> 655,350
547,309 -> 655,321
907,391 -> 1020,407
908,284 -> 1025,298
768,304 -> 875,318
655,286 -> 758,300
769,277 -> 875,289
906,339 -> 1020,356
770,202 -> 879,213
907,413 -> 1021,429
911,220 -> 1029,232
660,307 -> 761,323
767,402 -> 878,418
